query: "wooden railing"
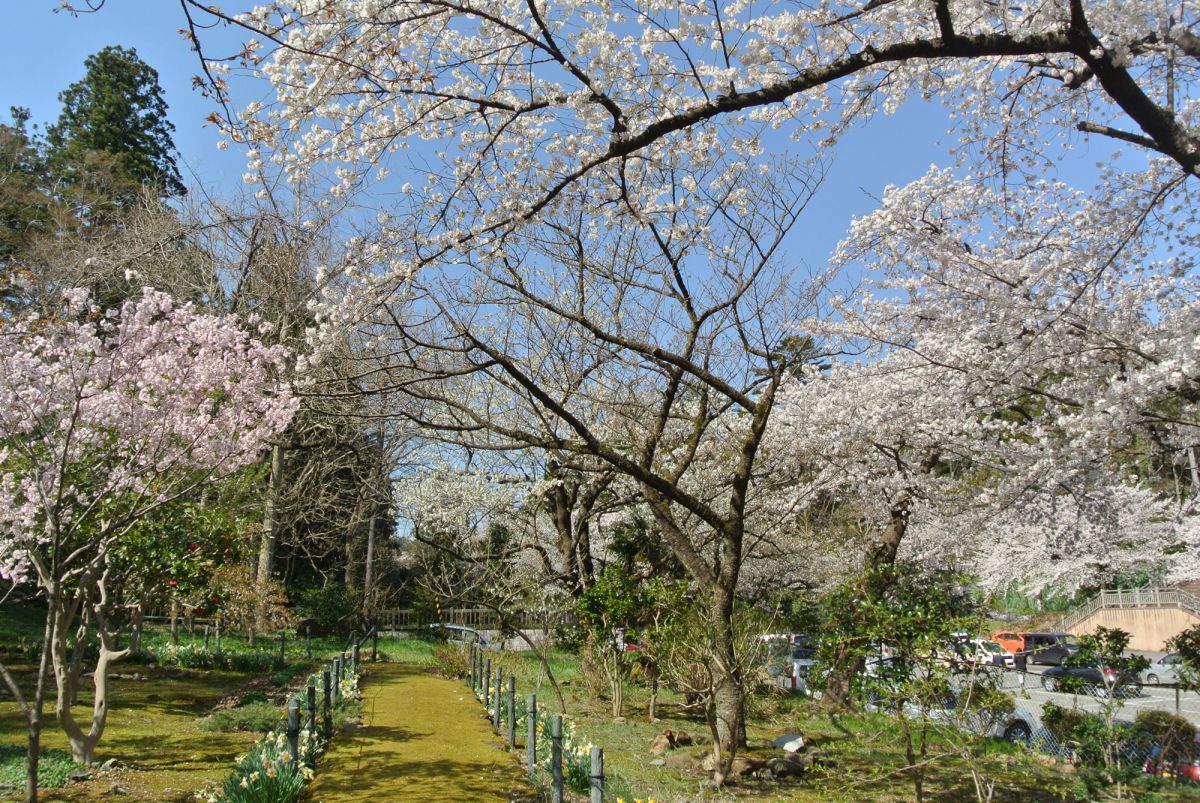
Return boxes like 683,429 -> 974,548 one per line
375,608 -> 576,631
1055,587 -> 1200,632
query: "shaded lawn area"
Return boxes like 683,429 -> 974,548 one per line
0,664 -> 261,802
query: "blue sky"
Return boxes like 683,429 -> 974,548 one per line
2,1 -> 1130,270
2,2 -> 249,189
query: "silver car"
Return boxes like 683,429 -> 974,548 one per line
1145,652 -> 1187,685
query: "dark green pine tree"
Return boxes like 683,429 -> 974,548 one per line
46,45 -> 185,203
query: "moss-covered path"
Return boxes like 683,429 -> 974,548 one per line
305,663 -> 533,802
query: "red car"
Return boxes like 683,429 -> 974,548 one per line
1144,734 -> 1200,782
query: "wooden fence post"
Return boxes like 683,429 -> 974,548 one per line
469,643 -> 476,687
484,658 -> 492,705
506,676 -> 516,746
492,668 -> 502,728
322,668 -> 333,739
353,642 -> 361,674
286,699 -> 300,764
590,746 -> 604,803
215,618 -> 222,652
203,625 -> 210,652
306,624 -> 313,659
527,694 -> 537,778
278,632 -> 287,666
307,682 -> 317,731
551,714 -> 564,803
371,629 -> 379,662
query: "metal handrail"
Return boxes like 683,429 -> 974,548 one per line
1054,587 -> 1200,632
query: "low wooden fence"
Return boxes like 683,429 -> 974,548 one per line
376,608 -> 576,631
466,642 -> 610,802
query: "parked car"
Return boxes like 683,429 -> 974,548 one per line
991,631 -> 1079,666
1022,633 -> 1080,666
1143,732 -> 1200,782
1145,652 -> 1189,685
868,687 -> 1038,745
427,623 -> 497,650
991,630 -> 1027,655
763,633 -> 820,693
967,638 -> 1015,668
1040,662 -> 1142,697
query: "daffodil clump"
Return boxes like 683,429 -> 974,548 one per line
153,642 -> 281,672
196,664 -> 361,802
195,728 -> 319,803
515,700 -> 596,794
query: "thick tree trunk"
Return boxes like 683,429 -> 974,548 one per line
707,583 -> 744,786
52,603 -> 127,766
255,443 -> 285,633
128,605 -> 144,654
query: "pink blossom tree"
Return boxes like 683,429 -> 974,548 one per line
0,288 -> 297,792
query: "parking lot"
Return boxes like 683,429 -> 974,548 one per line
1001,663 -> 1200,727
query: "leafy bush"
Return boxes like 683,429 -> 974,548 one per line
429,643 -> 469,679
1041,702 -> 1132,767
201,702 -> 282,733
0,744 -> 73,790
1134,709 -> 1198,765
294,584 -> 360,637
238,692 -> 268,707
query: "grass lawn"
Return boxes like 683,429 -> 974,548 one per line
0,602 -> 440,801
0,663 -> 262,801
472,647 -> 1200,802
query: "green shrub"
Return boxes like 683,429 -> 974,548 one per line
200,701 -> 282,733
295,584 -> 360,637
0,744 -> 73,790
429,643 -> 469,679
1041,702 -> 1133,767
238,692 -> 269,707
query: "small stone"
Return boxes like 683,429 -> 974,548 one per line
612,716 -> 626,723
68,768 -> 92,782
772,733 -> 805,752
766,753 -> 807,778
648,758 -> 666,767
106,784 -> 130,795
728,756 -> 763,777
100,758 -> 122,771
663,752 -> 702,772
649,732 -> 674,754
673,730 -> 694,747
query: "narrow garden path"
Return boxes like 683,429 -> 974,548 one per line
304,663 -> 533,802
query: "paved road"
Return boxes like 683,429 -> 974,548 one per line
999,664 -> 1200,727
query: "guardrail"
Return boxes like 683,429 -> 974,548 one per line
1055,587 -> 1200,633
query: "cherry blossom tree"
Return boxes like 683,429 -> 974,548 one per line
0,288 -> 296,785
768,168 -> 1199,614
180,0 -> 1197,257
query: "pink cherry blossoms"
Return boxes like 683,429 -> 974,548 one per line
0,288 -> 299,585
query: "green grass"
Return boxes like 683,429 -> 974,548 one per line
444,646 -> 1200,802
199,701 -> 282,733
0,744 -> 73,791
